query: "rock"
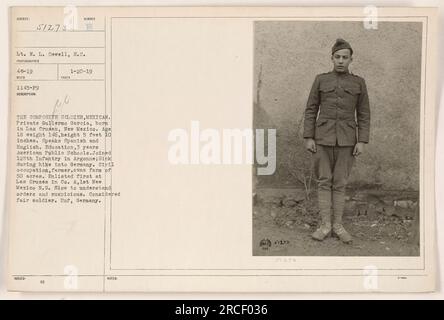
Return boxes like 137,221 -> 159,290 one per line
345,200 -> 357,214
383,206 -> 396,216
285,220 -> 295,227
372,203 -> 384,214
282,198 -> 298,208
305,219 -> 318,227
282,192 -> 306,207
269,197 -> 283,206
355,232 -> 365,237
303,223 -> 311,230
292,190 -> 307,202
257,192 -> 284,206
394,207 -> 415,220
270,208 -> 278,219
394,200 -> 415,209
352,193 -> 367,202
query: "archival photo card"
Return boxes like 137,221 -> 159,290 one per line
6,6 -> 437,292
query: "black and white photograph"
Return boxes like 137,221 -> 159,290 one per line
253,21 -> 422,256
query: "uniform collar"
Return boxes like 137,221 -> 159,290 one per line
332,69 -> 350,76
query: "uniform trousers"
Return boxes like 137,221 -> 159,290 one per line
313,143 -> 355,224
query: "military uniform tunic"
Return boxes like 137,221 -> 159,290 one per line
303,70 -> 370,146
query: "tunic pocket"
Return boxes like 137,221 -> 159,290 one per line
319,84 -> 335,93
344,85 -> 361,96
346,120 -> 357,129
315,119 -> 329,141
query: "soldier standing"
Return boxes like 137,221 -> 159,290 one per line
303,39 -> 370,243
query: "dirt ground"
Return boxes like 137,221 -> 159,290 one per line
253,188 -> 420,256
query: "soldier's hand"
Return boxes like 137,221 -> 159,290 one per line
353,142 -> 365,157
304,138 -> 317,153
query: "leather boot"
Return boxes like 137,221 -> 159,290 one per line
312,190 -> 332,241
332,192 -> 352,243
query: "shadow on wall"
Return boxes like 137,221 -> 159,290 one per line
253,21 -> 422,191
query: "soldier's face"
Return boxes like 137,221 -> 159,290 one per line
331,49 -> 353,73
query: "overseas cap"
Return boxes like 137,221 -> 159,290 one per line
332,38 -> 353,55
